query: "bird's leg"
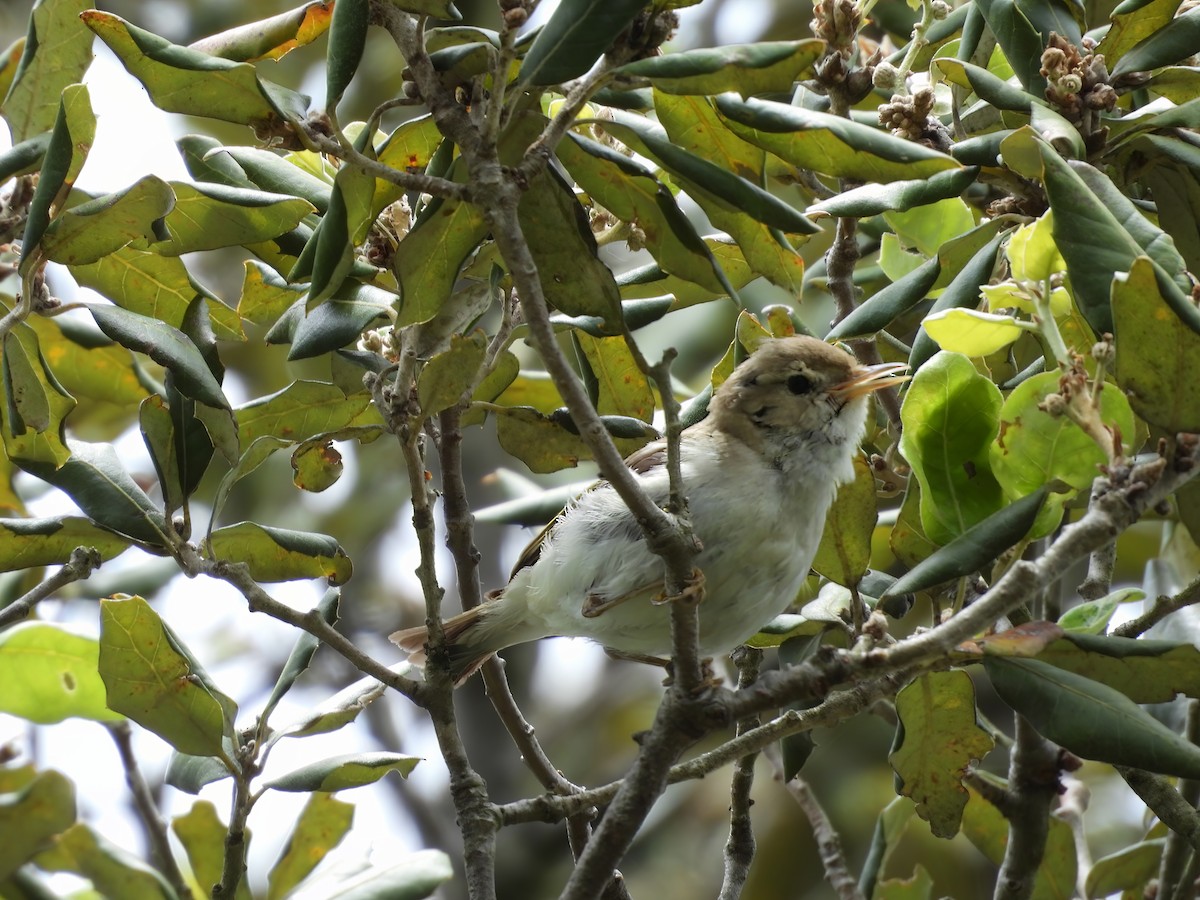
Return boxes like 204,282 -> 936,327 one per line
651,567 -> 706,606
580,580 -> 660,618
661,656 -> 723,691
604,647 -> 671,667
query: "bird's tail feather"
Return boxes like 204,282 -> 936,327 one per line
389,603 -> 502,685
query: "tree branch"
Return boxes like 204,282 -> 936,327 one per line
993,716 -> 1059,900
0,546 -> 102,629
717,648 -> 762,900
108,722 -> 191,900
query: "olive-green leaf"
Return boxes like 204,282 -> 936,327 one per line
985,656 -> 1200,778
20,83 -> 95,271
890,671 -> 994,838
602,109 -> 820,235
989,371 -> 1135,537
70,246 -> 245,342
811,167 -> 979,218
165,753 -> 232,796
812,454 -> 876,588
0,516 -> 130,571
325,0 -> 368,110
99,596 -> 233,758
2,320 -> 75,468
898,351 -> 1005,545
151,182 -> 314,256
264,751 -> 420,792
517,0 -> 646,86
0,132 -> 50,183
882,488 -> 1047,598
267,792 -> 354,900
261,589 -> 340,726
172,801 -> 250,900
19,440 -> 169,547
41,178 -> 176,266
214,146 -> 333,213
81,11 -> 306,127
1113,256 -> 1200,432
417,331 -> 488,416
0,0 -> 93,143
279,287 -> 392,360
614,40 -> 824,96
0,623 -> 123,724
187,1 -> 335,63
279,849 -> 452,900
207,521 -> 353,584
714,94 -> 961,183
36,823 -> 175,900
574,332 -> 655,421
1033,632 -> 1200,703
394,198 -> 488,328
1111,5 -> 1200,77
89,304 -> 229,410
0,770 -> 76,881
972,0 -> 1049,93
1085,839 -> 1164,900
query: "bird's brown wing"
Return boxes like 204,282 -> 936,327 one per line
505,440 -> 668,580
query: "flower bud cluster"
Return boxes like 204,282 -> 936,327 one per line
1040,33 -> 1117,124
878,87 -> 936,141
810,0 -> 862,55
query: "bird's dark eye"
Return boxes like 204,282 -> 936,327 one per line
786,373 -> 814,395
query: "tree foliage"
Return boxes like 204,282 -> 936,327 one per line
3,0 -> 1200,897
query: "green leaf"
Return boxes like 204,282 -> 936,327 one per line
810,167 -> 979,218
898,351 -> 1005,545
933,58 -> 1040,113
1113,255 -> 1200,432
494,406 -> 653,474
517,157 -> 623,320
812,454 -> 876,588
615,40 -> 824,96
40,178 -> 176,267
238,380 -> 373,446
238,259 -> 305,327
264,751 -> 420,792
972,0 -> 1049,92
89,304 -> 229,410
714,94 -> 962,183
417,331 -> 487,416
187,1 -> 335,63
0,0 -> 93,143
1031,632 -> 1200,703
165,752 -> 232,795
0,623 -> 122,724
267,793 -> 354,900
279,849 -> 452,900
172,801 -> 250,900
0,770 -> 75,881
99,596 -> 234,758
985,656 -> 1200,777
882,488 -> 1048,598
518,0 -> 646,85
557,132 -> 725,294
1111,6 -> 1200,77
989,371 -> 1135,537
306,163 -> 373,307
0,132 -> 51,183
1057,588 -> 1143,634
81,11 -> 307,127
207,522 -> 353,584
152,182 -> 314,256
602,109 -> 820,236
574,332 -> 655,420
36,823 -> 175,900
325,0 -> 368,111
213,145 -> 332,212
923,308 -> 1026,357
1085,839 -> 1164,900
283,287 -> 393,359
393,197 -> 487,328
0,516 -> 130,571
909,233 -> 1005,372
618,237 -> 760,306
70,246 -> 245,342
277,674 -> 387,739
20,83 -> 95,271
890,671 -> 994,838
2,321 -> 75,468
19,440 -> 169,547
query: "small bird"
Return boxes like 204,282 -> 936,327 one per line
392,336 -> 905,683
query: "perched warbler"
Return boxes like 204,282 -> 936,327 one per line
392,336 -> 905,683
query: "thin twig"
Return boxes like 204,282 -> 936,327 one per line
717,648 -> 763,900
108,723 -> 191,900
1118,766 -> 1200,850
1160,701 -> 1200,899
1114,573 -> 1200,638
0,546 -> 102,629
767,747 -> 864,900
305,130 -> 469,200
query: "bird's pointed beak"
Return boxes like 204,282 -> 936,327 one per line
832,362 -> 910,401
